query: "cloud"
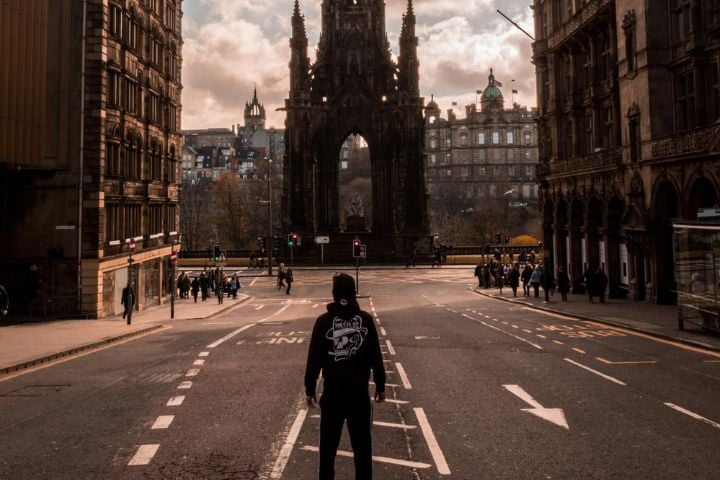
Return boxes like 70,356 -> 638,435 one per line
181,0 -> 536,130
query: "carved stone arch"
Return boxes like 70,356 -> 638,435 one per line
650,174 -> 681,221
685,168 -> 719,219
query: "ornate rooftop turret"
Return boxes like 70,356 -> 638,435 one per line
481,69 -> 504,112
245,85 -> 266,132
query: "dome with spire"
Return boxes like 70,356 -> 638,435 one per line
480,69 -> 504,112
425,94 -> 439,112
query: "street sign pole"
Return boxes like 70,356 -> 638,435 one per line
127,238 -> 136,326
291,245 -> 294,268
356,256 -> 359,295
321,244 -> 324,265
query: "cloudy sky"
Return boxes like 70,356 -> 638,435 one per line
182,0 -> 536,130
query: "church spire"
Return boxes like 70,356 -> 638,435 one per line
289,0 -> 310,99
398,0 -> 419,95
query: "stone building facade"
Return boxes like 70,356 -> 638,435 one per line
425,71 -> 539,208
0,0 -> 183,318
533,0 -> 720,304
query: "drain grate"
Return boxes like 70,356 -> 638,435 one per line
0,384 -> 71,397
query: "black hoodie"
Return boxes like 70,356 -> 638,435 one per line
304,301 -> 386,397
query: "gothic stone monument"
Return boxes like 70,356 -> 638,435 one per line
283,0 -> 430,261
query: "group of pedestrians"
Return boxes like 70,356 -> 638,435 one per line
476,260 -> 608,304
181,268 -> 242,304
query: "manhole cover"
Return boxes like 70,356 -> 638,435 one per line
0,385 -> 71,397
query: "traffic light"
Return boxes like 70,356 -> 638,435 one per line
288,233 -> 298,247
505,235 -> 510,245
213,244 -> 221,262
353,239 -> 361,257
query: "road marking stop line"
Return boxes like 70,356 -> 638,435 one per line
301,446 -> 432,470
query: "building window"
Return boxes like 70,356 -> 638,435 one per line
508,149 -> 515,161
445,137 -> 452,148
478,166 -> 486,176
507,131 -> 514,144
599,34 -> 612,80
524,129 -> 531,145
492,131 -> 500,144
106,140 -> 121,176
461,167 -> 469,177
106,203 -> 120,242
460,134 -> 467,146
149,205 -> 163,235
674,0 -> 692,43
478,131 -> 485,144
508,166 -> 515,176
108,71 -> 121,107
603,106 -> 615,148
675,71 -> 695,131
493,149 -> 501,161
430,137 -> 437,149
109,4 -> 123,37
525,165 -> 533,176
430,154 -> 436,164
710,61 -> 720,122
125,204 -> 142,238
478,149 -> 486,161
629,116 -> 640,162
444,153 -> 451,164
167,204 -> 177,232
624,15 -> 637,73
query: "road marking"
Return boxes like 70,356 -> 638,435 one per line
511,325 -> 520,329
503,385 -> 569,430
385,399 -> 410,405
523,329 -> 533,333
536,334 -> 547,339
193,359 -> 205,366
207,324 -> 257,348
255,305 -> 264,310
151,415 -> 174,429
414,408 -> 451,475
572,348 -> 586,354
564,358 -> 627,386
167,396 -> 185,406
502,321 -> 509,325
386,340 -> 396,355
380,327 -> 387,336
370,381 -> 400,387
665,403 -> 720,429
177,381 -> 192,389
185,369 -> 200,377
596,357 -> 657,365
313,304 -> 319,308
301,446 -> 432,469
198,352 -> 209,357
309,415 -> 416,430
128,445 -> 160,466
395,362 -> 412,389
553,340 -> 564,345
415,336 -> 440,340
269,408 -> 308,479
249,277 -> 259,287
463,315 -> 543,350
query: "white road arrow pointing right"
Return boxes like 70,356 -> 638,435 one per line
503,384 -> 569,430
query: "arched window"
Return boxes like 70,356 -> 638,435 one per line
492,130 -> 500,144
134,134 -> 143,179
124,130 -> 134,177
429,136 -> 437,149
106,127 -> 121,176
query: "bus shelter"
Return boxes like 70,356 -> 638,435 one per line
674,219 -> 720,333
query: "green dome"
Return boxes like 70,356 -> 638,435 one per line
483,85 -> 502,99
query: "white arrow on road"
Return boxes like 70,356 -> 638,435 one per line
503,385 -> 569,430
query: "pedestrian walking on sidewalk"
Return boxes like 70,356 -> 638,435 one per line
508,264 -> 520,297
200,272 -> 209,302
583,266 -> 596,303
191,277 -> 200,303
596,267 -> 608,303
543,264 -> 555,303
557,266 -> 570,301
304,273 -> 386,480
277,263 -> 286,289
182,274 -> 191,299
474,263 -> 483,288
121,282 -> 135,319
530,266 -> 543,298
521,264 -> 533,296
285,268 -> 294,295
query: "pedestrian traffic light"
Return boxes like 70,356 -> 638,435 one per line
213,244 -> 221,262
353,239 -> 361,257
288,233 -> 298,247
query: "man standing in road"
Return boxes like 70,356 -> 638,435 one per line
305,273 -> 386,480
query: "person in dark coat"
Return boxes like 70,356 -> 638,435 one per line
285,268 -> 294,295
277,263 -> 286,289
182,274 -> 191,299
474,263 -> 483,288
199,272 -> 209,301
483,264 -> 491,289
508,264 -> 521,297
595,267 -> 608,303
304,274 -> 385,480
521,264 -> 533,296
583,266 -> 596,303
121,283 -> 135,319
191,277 -> 200,303
557,266 -> 570,301
543,263 -> 555,303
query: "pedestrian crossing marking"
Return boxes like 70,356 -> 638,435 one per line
300,446 -> 432,470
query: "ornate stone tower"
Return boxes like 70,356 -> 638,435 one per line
283,0 -> 429,259
244,86 -> 266,133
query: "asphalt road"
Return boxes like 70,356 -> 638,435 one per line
1,268 -> 719,479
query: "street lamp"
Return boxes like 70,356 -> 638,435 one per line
260,157 -> 273,276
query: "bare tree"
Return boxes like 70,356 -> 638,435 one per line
180,178 -> 213,251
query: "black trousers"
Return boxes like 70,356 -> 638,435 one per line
319,392 -> 372,480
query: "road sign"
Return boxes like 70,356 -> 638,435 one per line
170,253 -> 178,264
359,244 -> 367,258
315,236 -> 330,244
129,238 -> 136,254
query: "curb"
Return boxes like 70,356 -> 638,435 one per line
0,324 -> 166,376
474,290 -> 720,355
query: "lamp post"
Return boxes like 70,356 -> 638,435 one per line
127,238 -> 136,325
170,233 -> 180,320
262,157 -> 273,276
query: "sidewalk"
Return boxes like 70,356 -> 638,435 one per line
0,294 -> 249,376
475,288 -> 720,353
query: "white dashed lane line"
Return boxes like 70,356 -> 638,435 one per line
185,369 -> 200,377
564,358 -> 627,386
193,359 -> 205,366
380,327 -> 387,336
386,340 -> 396,355
395,362 -> 413,390
665,403 -> 720,429
198,351 -> 209,357
128,445 -> 160,466
151,415 -> 175,430
166,396 -> 185,407
300,446 -> 432,470
177,381 -> 192,390
269,408 -> 308,479
414,408 -> 452,475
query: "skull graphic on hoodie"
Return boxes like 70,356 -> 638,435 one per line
326,315 -> 368,362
